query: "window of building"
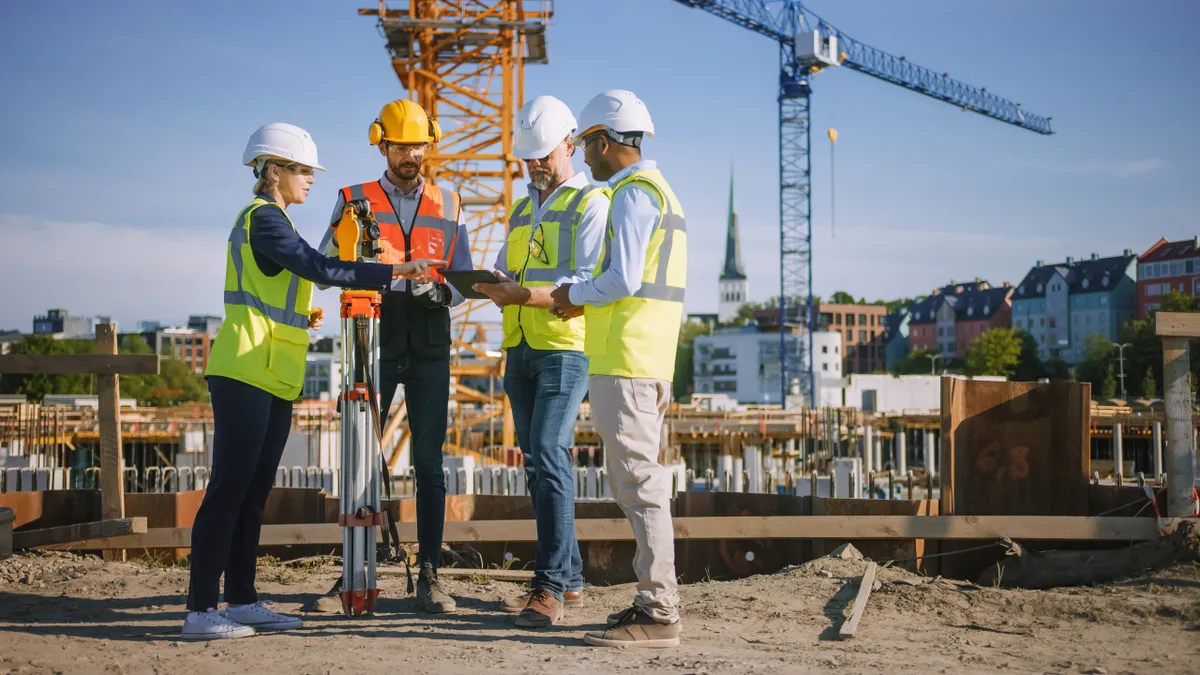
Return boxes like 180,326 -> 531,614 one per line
847,314 -> 855,326
1188,260 -> 1195,274
821,345 -> 828,354
835,314 -> 842,325
858,313 -> 867,325
1039,318 -> 1045,327
938,327 -> 944,337
859,330 -> 867,343
1049,317 -> 1056,328
834,346 -> 839,354
847,331 -> 854,343
822,363 -> 829,371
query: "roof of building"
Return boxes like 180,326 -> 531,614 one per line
1140,237 -> 1200,263
720,167 -> 747,281
1013,253 -> 1135,299
955,286 -> 1013,320
906,294 -> 943,325
882,311 -> 908,340
1070,254 -> 1135,294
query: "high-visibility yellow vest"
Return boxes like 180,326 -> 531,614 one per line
206,198 -> 314,400
584,168 -> 687,380
502,184 -> 608,351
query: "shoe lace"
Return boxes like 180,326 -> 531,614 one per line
528,588 -> 554,605
613,605 -> 640,627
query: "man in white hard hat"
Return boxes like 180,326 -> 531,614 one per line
549,90 -> 687,648
472,95 -> 610,628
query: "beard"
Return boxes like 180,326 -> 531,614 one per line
530,168 -> 557,191
390,159 -> 421,180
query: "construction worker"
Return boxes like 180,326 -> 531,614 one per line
471,95 -> 610,628
184,123 -> 438,641
318,99 -> 472,613
549,90 -> 687,649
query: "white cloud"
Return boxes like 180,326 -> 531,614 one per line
0,215 -> 229,331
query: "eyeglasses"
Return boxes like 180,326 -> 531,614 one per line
276,163 -> 315,176
528,225 -> 549,265
384,142 -> 424,155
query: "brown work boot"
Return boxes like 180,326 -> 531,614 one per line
502,589 -> 583,613
586,606 -> 680,648
416,565 -> 457,613
514,588 -> 563,628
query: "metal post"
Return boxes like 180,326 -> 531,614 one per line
862,422 -> 874,497
1113,422 -> 1124,484
896,427 -> 908,475
1153,421 -> 1164,480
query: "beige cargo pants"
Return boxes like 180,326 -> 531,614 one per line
588,374 -> 680,623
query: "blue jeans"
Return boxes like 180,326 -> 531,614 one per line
504,341 -> 589,599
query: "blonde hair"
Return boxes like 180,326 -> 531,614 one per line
251,158 -> 280,196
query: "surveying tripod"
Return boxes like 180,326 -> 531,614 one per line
332,198 -> 403,617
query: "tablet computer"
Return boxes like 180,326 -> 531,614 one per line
442,269 -> 502,300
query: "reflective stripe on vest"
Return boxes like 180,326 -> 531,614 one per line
597,189 -> 686,304
507,186 -> 600,283
338,181 -> 460,281
224,203 -> 311,330
502,184 -> 604,351
206,198 -> 315,400
584,168 -> 687,380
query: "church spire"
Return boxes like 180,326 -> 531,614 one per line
721,163 -> 747,281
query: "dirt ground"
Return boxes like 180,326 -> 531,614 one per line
1,548 -> 1198,675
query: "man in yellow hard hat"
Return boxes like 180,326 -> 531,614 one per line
319,99 -> 471,613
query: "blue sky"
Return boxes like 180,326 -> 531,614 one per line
2,0 -> 1198,335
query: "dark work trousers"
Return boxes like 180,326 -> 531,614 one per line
379,356 -> 450,568
186,375 -> 292,611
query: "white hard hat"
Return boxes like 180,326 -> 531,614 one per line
514,95 -> 577,160
243,122 -> 326,171
572,90 -> 654,147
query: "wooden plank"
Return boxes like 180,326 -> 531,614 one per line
48,516 -> 1171,550
13,517 -> 146,549
939,376 -> 959,516
1156,312 -> 1200,338
1163,336 -> 1198,517
0,354 -> 160,375
95,325 -> 126,562
838,561 -> 878,640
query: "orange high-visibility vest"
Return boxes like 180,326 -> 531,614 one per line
336,180 -> 460,282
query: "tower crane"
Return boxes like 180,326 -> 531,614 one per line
671,0 -> 1053,407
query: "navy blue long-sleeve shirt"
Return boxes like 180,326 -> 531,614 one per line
248,194 -> 393,290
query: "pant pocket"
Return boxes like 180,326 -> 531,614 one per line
631,380 -> 659,415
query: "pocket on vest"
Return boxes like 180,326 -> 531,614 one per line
427,309 -> 451,346
583,305 -> 612,357
266,325 -> 308,388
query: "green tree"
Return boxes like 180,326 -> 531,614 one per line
0,334 -> 209,406
673,320 -> 712,402
1140,368 -> 1157,399
964,328 -> 1023,377
0,336 -> 96,402
829,291 -> 857,305
893,348 -> 937,375
1098,363 -> 1117,399
1075,333 -> 1114,386
1044,358 -> 1072,380
1011,329 -> 1045,381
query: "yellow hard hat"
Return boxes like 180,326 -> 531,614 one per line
369,99 -> 442,145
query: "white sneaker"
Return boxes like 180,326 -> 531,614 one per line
225,602 -> 304,631
180,608 -> 256,641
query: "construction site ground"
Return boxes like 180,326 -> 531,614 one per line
1,551 -> 1197,675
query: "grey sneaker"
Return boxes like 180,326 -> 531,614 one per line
587,606 -> 680,648
416,565 -> 457,613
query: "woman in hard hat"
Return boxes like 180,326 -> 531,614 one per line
181,122 -> 441,640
